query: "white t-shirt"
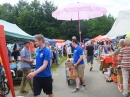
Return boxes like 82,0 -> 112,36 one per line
67,46 -> 71,55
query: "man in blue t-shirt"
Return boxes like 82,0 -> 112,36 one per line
27,34 -> 54,97
71,39 -> 86,93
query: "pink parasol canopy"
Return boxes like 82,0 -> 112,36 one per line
52,2 -> 107,46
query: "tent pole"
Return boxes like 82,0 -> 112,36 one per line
78,11 -> 81,47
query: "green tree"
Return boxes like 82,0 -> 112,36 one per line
0,3 -> 17,23
81,15 -> 115,39
0,0 -> 115,40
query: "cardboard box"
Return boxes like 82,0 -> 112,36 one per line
66,62 -> 73,68
118,83 -> 130,93
99,60 -> 104,70
117,75 -> 130,84
117,69 -> 122,75
66,58 -> 73,68
117,75 -> 123,84
99,60 -> 110,70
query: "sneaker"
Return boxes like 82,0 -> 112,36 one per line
106,80 -> 113,83
90,67 -> 93,71
122,92 -> 128,97
71,88 -> 79,93
81,86 -> 86,90
20,90 -> 29,93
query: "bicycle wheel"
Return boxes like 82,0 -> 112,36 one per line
0,82 -> 10,95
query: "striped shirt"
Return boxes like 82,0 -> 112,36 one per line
119,46 -> 130,69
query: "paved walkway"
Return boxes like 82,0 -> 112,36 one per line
25,59 -> 123,97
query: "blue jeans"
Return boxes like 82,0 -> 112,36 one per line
0,66 -> 3,82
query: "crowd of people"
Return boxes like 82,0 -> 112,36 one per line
0,35 -> 63,97
1,33 -> 130,97
82,35 -> 130,97
88,35 -> 130,97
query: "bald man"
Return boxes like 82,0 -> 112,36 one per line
114,39 -> 125,55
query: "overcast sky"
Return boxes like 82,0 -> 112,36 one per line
0,0 -> 130,18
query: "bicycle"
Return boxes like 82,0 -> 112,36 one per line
0,65 -> 10,97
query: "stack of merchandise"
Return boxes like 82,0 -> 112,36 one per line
104,67 -> 113,82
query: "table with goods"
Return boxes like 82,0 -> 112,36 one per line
98,53 -> 130,93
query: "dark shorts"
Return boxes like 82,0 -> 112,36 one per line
33,76 -> 53,96
87,56 -> 94,64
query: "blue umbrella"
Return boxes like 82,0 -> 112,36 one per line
33,35 -> 56,45
83,38 -> 90,41
44,37 -> 56,45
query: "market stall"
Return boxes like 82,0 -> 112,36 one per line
96,36 -> 130,94
45,37 -> 56,45
0,20 -> 35,97
83,38 -> 90,43
53,39 -> 65,43
92,35 -> 103,42
99,52 -> 130,92
0,20 -> 34,43
65,40 -> 72,45
101,10 -> 130,94
0,25 -> 15,97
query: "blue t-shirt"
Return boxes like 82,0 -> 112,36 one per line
35,46 -> 51,77
73,46 -> 84,65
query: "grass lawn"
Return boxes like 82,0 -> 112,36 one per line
16,56 -> 67,96
51,56 -> 67,72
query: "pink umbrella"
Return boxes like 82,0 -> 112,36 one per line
52,2 -> 107,46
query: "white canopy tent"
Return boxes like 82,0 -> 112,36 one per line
106,10 -> 130,37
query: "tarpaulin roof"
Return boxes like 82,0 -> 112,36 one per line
45,37 -> 56,45
53,39 -> 65,43
106,10 -> 130,37
34,35 -> 56,45
0,20 -> 34,43
83,38 -> 90,41
65,40 -> 72,45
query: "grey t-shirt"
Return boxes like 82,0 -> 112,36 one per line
20,48 -> 31,69
114,47 -> 121,55
114,47 -> 121,65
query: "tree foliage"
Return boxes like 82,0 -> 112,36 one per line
0,0 -> 115,40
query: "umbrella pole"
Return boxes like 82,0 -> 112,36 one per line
78,11 -> 81,47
